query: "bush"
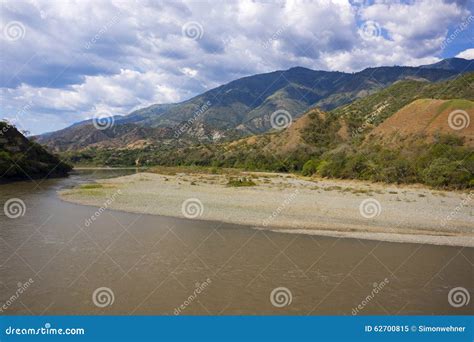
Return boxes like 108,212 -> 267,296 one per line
226,177 -> 256,187
59,134 -> 472,189
316,160 -> 330,176
422,158 -> 471,188
317,152 -> 347,178
302,160 -> 318,176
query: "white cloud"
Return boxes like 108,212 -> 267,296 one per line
0,0 -> 471,134
456,48 -> 474,59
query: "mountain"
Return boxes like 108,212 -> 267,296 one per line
369,99 -> 473,147
331,71 -> 474,138
179,75 -> 473,187
56,72 -> 473,188
113,61 -> 471,134
209,73 -> 474,188
420,57 -> 474,72
155,72 -> 474,167
0,122 -> 71,182
38,122 -> 175,152
37,58 -> 473,151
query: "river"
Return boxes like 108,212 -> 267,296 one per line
0,170 -> 472,315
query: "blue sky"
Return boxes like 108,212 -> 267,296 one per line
1,0 -> 473,135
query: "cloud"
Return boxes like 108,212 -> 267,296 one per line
0,0 -> 472,134
456,48 -> 474,59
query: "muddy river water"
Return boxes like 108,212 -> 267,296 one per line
0,170 -> 472,315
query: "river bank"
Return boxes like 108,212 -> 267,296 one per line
58,171 -> 474,247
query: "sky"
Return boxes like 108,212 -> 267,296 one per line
1,0 -> 473,135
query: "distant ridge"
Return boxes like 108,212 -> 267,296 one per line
37,58 -> 473,152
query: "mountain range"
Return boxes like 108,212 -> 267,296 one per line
29,58 -> 473,188
151,72 -> 473,167
37,58 -> 474,151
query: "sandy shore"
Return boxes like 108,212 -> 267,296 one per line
59,172 -> 474,247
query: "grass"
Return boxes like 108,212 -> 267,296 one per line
80,183 -> 103,189
350,188 -> 372,195
226,177 -> 257,187
323,185 -> 342,191
148,165 -> 243,176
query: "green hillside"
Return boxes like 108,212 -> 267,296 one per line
0,122 -> 72,182
332,72 -> 474,141
58,72 -> 474,189
38,59 -> 472,151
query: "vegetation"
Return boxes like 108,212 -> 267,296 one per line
226,177 -> 257,187
0,122 -> 72,181
39,61 -> 469,152
61,135 -> 474,189
303,135 -> 473,189
60,132 -> 473,189
80,183 -> 104,189
58,73 -> 474,189
302,159 -> 318,176
332,72 -> 474,138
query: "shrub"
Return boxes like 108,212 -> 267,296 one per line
317,152 -> 347,178
226,177 -> 256,187
316,160 -> 330,176
302,160 -> 318,176
422,158 -> 471,188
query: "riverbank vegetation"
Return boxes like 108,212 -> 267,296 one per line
52,75 -> 474,190
0,122 -> 72,181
